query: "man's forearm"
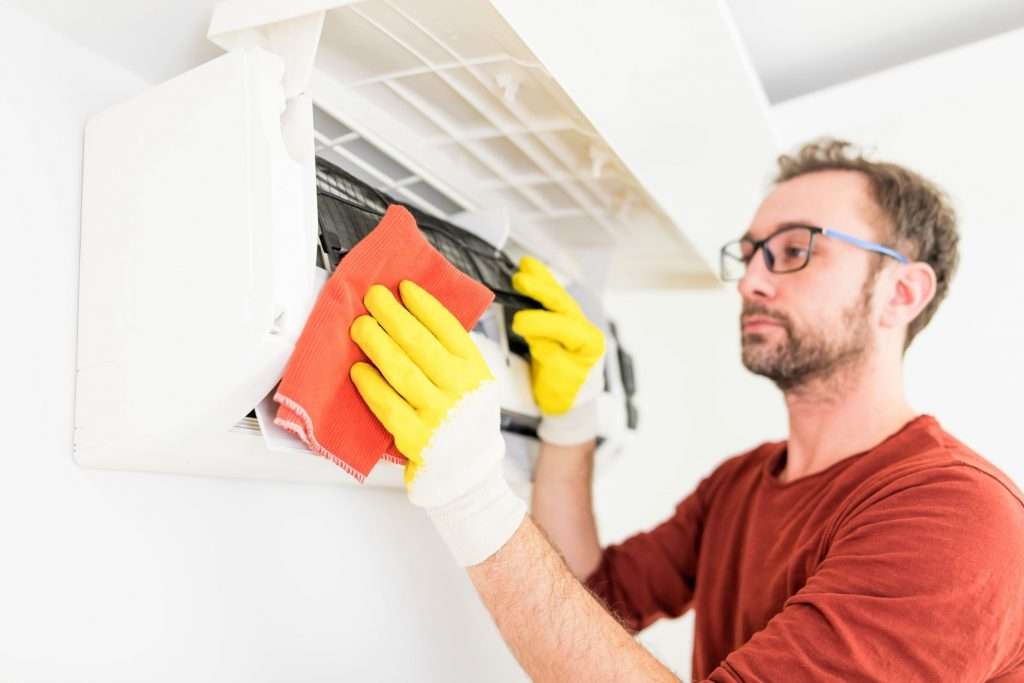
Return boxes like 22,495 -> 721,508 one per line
531,439 -> 602,579
467,515 -> 679,683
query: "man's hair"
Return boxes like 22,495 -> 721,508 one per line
773,138 -> 960,351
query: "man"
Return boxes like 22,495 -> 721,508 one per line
348,139 -> 1024,681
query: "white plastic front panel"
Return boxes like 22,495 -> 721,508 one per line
75,47 -> 314,467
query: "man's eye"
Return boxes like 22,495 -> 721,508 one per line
784,246 -> 807,258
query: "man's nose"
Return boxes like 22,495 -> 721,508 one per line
737,246 -> 776,300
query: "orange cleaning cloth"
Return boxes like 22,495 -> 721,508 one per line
273,204 -> 495,482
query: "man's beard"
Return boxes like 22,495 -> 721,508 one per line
741,284 -> 874,392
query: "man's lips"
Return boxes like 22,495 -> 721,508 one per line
741,316 -> 783,331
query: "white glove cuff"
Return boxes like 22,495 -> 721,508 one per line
425,463 -> 527,567
537,398 -> 600,446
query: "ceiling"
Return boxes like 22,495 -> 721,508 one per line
10,0 -> 1024,103
14,0 -> 1024,105
723,0 -> 1024,102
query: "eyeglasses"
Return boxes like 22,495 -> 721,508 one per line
719,224 -> 909,282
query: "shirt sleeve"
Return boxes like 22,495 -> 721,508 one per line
583,471 -> 715,633
704,465 -> 1024,682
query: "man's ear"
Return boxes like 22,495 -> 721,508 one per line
879,261 -> 937,330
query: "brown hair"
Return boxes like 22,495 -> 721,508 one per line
774,138 -> 960,351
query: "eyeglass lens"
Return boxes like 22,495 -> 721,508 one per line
721,227 -> 814,280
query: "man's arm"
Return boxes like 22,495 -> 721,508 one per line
467,514 -> 679,683
347,279 -> 692,678
530,439 -> 602,580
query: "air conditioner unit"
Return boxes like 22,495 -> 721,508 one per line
74,0 -> 774,489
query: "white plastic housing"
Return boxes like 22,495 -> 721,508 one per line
76,47 -> 318,470
75,0 -> 772,487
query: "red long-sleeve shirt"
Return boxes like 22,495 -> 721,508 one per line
584,414 -> 1024,682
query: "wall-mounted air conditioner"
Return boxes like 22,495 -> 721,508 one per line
74,0 -> 774,489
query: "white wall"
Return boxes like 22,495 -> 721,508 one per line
596,26 -> 1024,679
0,5 -> 528,681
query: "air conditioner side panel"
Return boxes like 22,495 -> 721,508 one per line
75,48 -> 305,469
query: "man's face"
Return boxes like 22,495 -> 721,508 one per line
737,170 -> 885,391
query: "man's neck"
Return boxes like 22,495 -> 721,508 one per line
778,353 -> 917,484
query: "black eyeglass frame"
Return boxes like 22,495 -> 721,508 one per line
719,223 -> 909,282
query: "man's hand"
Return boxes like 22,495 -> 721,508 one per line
511,256 -> 606,446
349,280 -> 526,566
512,256 -> 606,578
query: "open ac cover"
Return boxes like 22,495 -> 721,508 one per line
76,0 -> 771,489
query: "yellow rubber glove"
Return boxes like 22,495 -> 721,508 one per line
511,256 -> 606,445
349,280 -> 526,566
